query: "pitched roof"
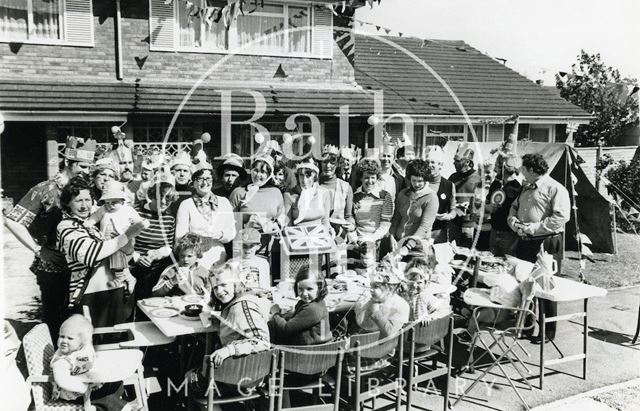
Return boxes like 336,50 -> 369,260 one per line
353,34 -> 590,119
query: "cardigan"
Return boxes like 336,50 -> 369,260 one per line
390,187 -> 439,240
229,185 -> 284,226
270,300 -> 331,345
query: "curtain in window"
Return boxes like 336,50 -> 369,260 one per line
178,4 -> 201,47
0,0 -> 28,39
32,0 -> 60,39
236,7 -> 284,52
288,6 -> 309,53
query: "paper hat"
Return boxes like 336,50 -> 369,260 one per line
210,261 -> 243,286
99,180 -> 127,202
151,170 -> 176,187
398,133 -> 415,156
264,140 -> 283,154
322,144 -> 340,157
64,136 -> 97,163
252,154 -> 275,170
234,227 -> 261,245
191,147 -> 213,173
171,151 -> 192,169
365,147 -> 380,159
454,146 -> 475,161
108,126 -> 133,163
370,262 -> 405,285
339,145 -> 358,161
216,153 -> 246,178
426,145 -> 445,163
94,157 -> 120,178
296,160 -> 319,174
141,156 -> 160,171
379,143 -> 396,156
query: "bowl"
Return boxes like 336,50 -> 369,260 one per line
183,304 -> 203,317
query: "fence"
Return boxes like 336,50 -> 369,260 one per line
575,146 -> 639,187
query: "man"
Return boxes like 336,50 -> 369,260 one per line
394,134 -> 416,177
449,147 -> 482,247
377,143 -> 405,200
337,146 -> 357,189
168,151 -> 193,216
508,153 -> 570,343
109,142 -> 137,204
213,153 -> 247,198
426,146 -> 456,244
486,154 -> 522,256
4,137 -> 95,342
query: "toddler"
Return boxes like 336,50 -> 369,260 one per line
269,266 -> 331,345
152,233 -> 209,296
50,314 -> 95,402
86,180 -> 144,296
404,257 -> 451,322
229,227 -> 271,290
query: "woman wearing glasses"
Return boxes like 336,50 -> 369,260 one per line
175,163 -> 236,269
283,160 -> 330,231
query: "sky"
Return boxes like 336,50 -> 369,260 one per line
356,0 -> 640,85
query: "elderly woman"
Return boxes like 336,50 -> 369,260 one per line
131,172 -> 179,299
229,155 -> 284,254
348,158 -> 395,270
284,160 -> 330,231
56,176 -> 145,327
175,164 -> 236,269
390,159 -> 439,254
319,149 -> 354,237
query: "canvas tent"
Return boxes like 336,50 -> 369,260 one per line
442,141 -> 615,253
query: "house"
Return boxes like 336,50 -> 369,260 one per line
0,0 -> 590,202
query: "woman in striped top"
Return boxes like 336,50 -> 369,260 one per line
57,177 -> 146,327
131,176 -> 178,299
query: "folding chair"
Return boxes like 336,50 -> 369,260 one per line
276,340 -> 346,411
453,304 -> 536,410
343,330 -> 405,411
404,315 -> 454,411
190,348 -> 278,411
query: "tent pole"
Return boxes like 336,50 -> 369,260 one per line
612,194 -> 618,255
567,149 -> 586,282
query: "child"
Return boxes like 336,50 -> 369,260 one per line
85,180 -> 143,296
229,227 -> 271,290
152,233 -> 209,296
269,266 -> 332,345
189,261 -> 270,399
50,314 -> 95,402
403,256 -> 452,322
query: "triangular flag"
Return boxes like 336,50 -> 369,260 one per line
384,28 -> 391,34
581,244 -> 593,257
375,25 -> 381,31
399,32 -> 403,37
579,233 -> 593,245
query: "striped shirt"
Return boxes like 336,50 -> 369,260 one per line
57,215 -> 105,306
134,206 -> 176,257
352,187 -> 394,240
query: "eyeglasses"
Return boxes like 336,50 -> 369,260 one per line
195,177 -> 213,183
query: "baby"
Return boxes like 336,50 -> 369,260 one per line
50,314 -> 95,401
86,180 -> 145,296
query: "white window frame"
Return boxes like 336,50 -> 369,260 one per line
153,0 -> 321,58
528,124 -> 554,143
0,0 -> 94,47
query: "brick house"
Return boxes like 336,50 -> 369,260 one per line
0,0 -> 589,202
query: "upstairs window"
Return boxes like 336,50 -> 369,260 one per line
0,0 -> 94,46
150,0 -> 331,58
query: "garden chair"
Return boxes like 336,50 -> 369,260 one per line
190,348 -> 278,411
404,314 -> 454,411
23,323 -> 148,411
342,330 -> 406,411
276,340 -> 346,411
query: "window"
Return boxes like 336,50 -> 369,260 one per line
133,121 -> 194,143
231,121 -> 318,160
0,0 -> 93,46
416,124 -> 466,148
150,0 -> 331,58
529,125 -> 552,142
57,123 -> 112,143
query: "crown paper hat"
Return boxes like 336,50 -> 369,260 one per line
99,180 -> 127,202
322,144 -> 340,157
454,145 -> 475,161
426,145 -> 445,163
370,254 -> 405,285
94,157 -> 120,179
339,145 -> 358,161
64,136 -> 97,163
151,169 -> 176,187
296,159 -> 319,174
141,155 -> 161,171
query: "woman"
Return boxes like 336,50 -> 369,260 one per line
426,146 -> 456,244
175,165 -> 236,269
319,150 -> 354,237
390,159 -> 439,253
284,160 -> 330,231
349,158 -> 395,270
131,172 -> 178,300
57,176 -> 145,327
229,155 -> 284,255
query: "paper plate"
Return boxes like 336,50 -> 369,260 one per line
150,307 -> 179,318
181,295 -> 203,303
141,297 -> 171,308
342,294 -> 362,302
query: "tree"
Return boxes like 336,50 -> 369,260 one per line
555,51 -> 638,146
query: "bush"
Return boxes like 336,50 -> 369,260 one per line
606,158 -> 640,233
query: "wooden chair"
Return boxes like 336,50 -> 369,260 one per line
343,330 -> 406,411
404,315 -> 454,411
276,340 -> 346,411
191,348 -> 278,411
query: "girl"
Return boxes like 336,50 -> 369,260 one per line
269,266 -> 332,345
152,233 -> 209,296
403,256 -> 451,322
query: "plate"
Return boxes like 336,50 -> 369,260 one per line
141,297 -> 171,308
150,307 -> 179,318
342,294 -> 362,302
179,311 -> 201,321
181,295 -> 204,303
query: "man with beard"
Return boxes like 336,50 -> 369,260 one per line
213,153 -> 247,198
426,146 -> 457,244
4,137 -> 95,343
485,154 -> 522,256
449,147 -> 482,248
109,143 -> 137,204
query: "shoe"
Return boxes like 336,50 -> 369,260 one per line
530,335 -> 551,344
457,332 -> 473,346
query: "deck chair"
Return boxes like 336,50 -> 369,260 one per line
276,340 -> 346,411
404,315 -> 454,411
191,348 -> 278,411
343,330 -> 406,411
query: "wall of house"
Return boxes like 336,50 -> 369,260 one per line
0,2 -> 355,84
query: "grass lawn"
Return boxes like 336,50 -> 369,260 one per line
563,233 -> 640,289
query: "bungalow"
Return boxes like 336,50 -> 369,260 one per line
0,0 -> 589,202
